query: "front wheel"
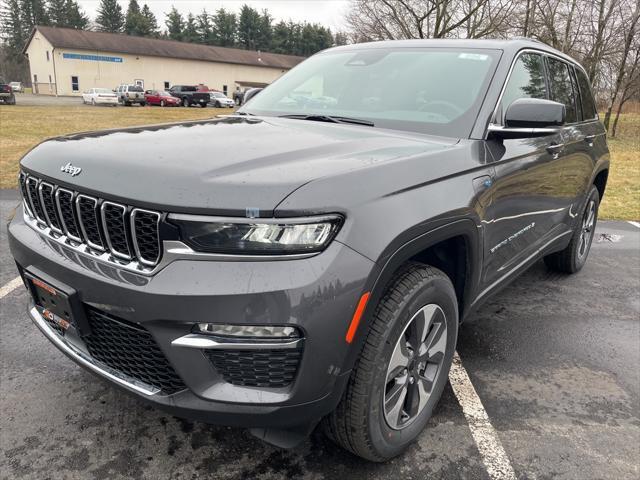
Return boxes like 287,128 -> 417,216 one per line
324,263 -> 458,462
182,98 -> 189,107
544,185 -> 600,273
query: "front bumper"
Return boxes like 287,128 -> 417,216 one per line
9,206 -> 375,428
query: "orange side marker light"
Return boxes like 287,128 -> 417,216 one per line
345,292 -> 370,344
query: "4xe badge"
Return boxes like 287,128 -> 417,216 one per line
60,162 -> 82,177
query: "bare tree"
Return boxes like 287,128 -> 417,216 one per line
602,0 -> 640,130
346,0 -> 514,40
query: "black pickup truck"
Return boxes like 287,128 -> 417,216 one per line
0,79 -> 16,104
9,38 -> 609,462
168,85 -> 210,107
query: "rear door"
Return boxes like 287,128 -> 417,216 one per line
481,51 -> 573,288
545,56 -> 594,223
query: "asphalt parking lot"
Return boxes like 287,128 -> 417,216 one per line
1,188 -> 638,480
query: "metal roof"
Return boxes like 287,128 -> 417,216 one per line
26,26 -> 304,70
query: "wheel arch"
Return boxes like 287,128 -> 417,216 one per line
341,218 -> 481,373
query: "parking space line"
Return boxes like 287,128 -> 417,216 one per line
628,221 -> 640,229
0,276 -> 24,299
449,352 -> 517,480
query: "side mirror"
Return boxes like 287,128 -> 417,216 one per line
242,88 -> 263,105
488,98 -> 565,139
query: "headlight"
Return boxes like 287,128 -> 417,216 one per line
168,214 -> 342,255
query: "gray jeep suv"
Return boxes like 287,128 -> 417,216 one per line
8,39 -> 609,461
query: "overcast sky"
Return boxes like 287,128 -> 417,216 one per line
77,1 -> 351,31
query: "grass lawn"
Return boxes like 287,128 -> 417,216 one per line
598,113 -> 639,220
0,105 -> 637,220
0,104 -> 224,188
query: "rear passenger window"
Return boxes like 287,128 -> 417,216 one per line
575,67 -> 597,120
498,53 -> 547,124
547,57 -> 577,123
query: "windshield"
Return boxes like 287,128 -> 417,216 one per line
242,47 -> 501,137
212,92 -> 226,98
129,85 -> 143,92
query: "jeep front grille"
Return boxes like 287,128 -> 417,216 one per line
19,172 -> 162,269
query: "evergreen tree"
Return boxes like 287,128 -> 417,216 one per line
196,8 -> 213,44
271,20 -> 290,54
140,3 -> 158,36
95,0 -> 124,33
21,0 -> 49,29
124,0 -> 143,35
66,0 -> 89,29
164,6 -> 183,41
0,0 -> 26,50
182,12 -> 198,43
212,7 -> 236,47
237,4 -> 261,50
48,0 -> 88,29
334,31 -> 348,46
256,9 -> 272,51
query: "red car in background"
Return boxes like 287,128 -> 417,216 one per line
144,90 -> 180,107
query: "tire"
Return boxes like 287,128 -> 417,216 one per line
124,100 -> 131,106
324,263 -> 458,462
182,98 -> 189,107
160,100 -> 165,107
214,101 -> 221,108
544,185 -> 600,273
91,99 -> 96,106
140,102 -> 146,107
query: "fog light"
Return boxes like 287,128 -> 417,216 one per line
196,323 -> 301,339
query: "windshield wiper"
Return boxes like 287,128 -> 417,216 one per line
279,114 -> 374,127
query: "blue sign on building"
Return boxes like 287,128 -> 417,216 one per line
63,53 -> 124,63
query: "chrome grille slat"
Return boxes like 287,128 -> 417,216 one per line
25,176 -> 47,225
55,188 -> 82,242
130,209 -> 161,266
38,182 -> 63,234
18,172 -> 33,216
76,194 -> 105,251
19,172 -> 162,270
101,202 -> 131,260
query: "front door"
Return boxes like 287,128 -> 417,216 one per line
480,51 -> 574,289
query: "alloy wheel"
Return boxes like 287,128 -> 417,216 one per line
578,199 -> 596,259
383,304 -> 447,430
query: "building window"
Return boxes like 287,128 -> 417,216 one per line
71,76 -> 79,92
164,81 -> 170,90
223,85 -> 228,96
46,51 -> 50,61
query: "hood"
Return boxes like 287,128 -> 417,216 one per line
21,115 -> 458,216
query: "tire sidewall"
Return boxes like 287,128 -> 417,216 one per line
367,274 -> 458,458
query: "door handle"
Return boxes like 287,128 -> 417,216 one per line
546,143 -> 565,159
583,134 -> 596,146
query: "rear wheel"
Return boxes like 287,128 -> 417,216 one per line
140,102 -> 146,107
324,263 -> 458,461
544,185 -> 599,273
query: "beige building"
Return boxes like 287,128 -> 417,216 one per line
23,26 -> 304,97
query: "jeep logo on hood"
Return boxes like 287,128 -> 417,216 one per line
60,162 -> 82,177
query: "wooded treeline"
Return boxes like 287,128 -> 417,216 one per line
0,0 -> 343,84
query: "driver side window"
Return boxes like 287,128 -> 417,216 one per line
497,53 -> 547,124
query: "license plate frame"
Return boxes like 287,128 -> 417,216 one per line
24,271 -> 87,334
